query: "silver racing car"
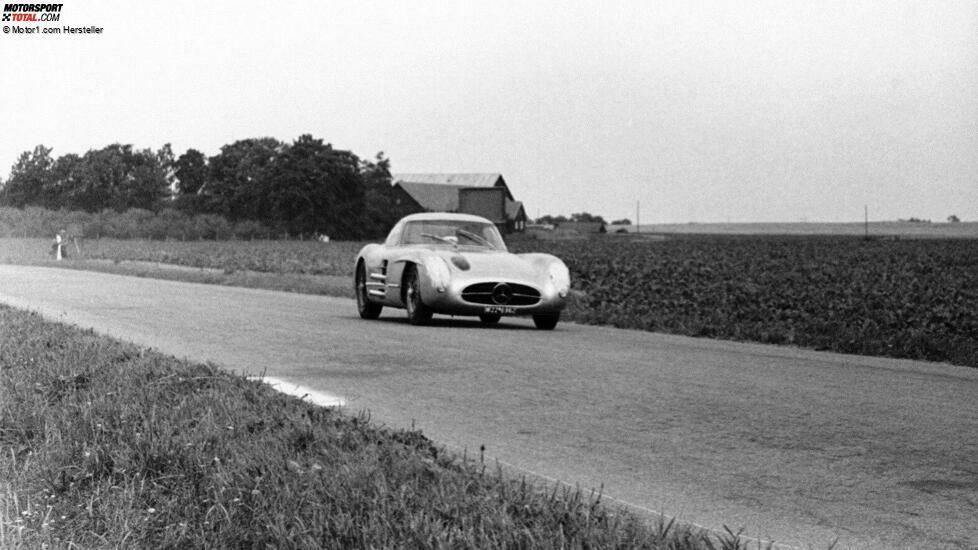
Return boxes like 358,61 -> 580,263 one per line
354,213 -> 570,329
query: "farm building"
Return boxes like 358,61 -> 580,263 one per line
391,173 -> 528,233
506,200 -> 527,232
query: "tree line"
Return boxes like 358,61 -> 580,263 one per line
534,212 -> 616,225
0,135 -> 415,239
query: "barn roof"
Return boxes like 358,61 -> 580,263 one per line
394,182 -> 465,212
393,181 -> 527,224
506,199 -> 525,219
393,173 -> 514,201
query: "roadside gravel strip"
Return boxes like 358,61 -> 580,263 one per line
2,265 -> 976,549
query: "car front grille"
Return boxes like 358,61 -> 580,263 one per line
461,282 -> 541,306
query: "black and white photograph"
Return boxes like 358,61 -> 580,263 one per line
1,1 -> 976,548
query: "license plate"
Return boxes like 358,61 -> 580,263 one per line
483,305 -> 516,315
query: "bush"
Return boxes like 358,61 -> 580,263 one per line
0,206 -> 272,241
232,219 -> 270,240
192,214 -> 232,240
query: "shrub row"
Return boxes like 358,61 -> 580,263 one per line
0,206 -> 275,241
74,239 -> 363,277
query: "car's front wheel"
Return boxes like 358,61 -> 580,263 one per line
404,265 -> 432,325
532,312 -> 560,330
356,262 -> 383,319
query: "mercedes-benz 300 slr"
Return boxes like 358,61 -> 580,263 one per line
354,213 -> 570,329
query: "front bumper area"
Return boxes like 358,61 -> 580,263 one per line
420,278 -> 567,316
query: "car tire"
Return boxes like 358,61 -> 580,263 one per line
404,265 -> 432,325
532,312 -> 560,330
355,262 -> 383,319
479,313 -> 501,325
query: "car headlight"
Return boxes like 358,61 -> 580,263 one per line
422,256 -> 452,291
548,261 -> 571,296
450,255 -> 471,270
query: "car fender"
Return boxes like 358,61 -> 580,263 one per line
517,253 -> 571,294
517,253 -> 569,279
356,243 -> 385,271
517,252 -> 563,270
356,244 -> 424,307
378,249 -> 438,306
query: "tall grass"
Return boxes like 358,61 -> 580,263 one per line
0,306 -> 753,549
0,238 -> 362,277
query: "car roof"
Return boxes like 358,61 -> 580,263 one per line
399,212 -> 494,224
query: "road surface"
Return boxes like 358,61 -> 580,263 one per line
1,265 -> 976,549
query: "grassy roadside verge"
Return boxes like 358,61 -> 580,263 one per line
0,306 -> 751,549
0,238 -> 355,298
18,258 -> 355,298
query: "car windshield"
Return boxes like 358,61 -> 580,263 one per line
401,220 -> 506,250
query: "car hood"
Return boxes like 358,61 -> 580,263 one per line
434,249 -> 544,280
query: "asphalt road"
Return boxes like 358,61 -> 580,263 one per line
1,265 -> 976,549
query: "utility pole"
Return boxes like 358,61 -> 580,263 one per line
864,205 -> 869,239
636,200 -> 640,234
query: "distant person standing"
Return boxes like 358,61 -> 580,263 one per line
51,230 -> 68,260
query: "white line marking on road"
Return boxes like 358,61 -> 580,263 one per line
248,376 -> 346,408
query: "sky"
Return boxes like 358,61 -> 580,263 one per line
1,0 -> 975,223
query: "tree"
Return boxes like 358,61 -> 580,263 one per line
48,153 -> 84,209
70,146 -> 119,211
611,218 -> 632,225
264,134 -> 365,238
2,143 -> 171,212
70,144 -> 170,212
206,138 -> 284,222
360,152 -> 414,237
948,215 -> 961,223
156,143 -> 176,199
126,145 -> 172,211
570,212 -> 607,224
1,145 -> 55,208
2,135 -> 399,236
536,214 -> 568,224
172,148 -> 209,216
174,149 -> 208,195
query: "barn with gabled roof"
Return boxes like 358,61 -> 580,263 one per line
391,173 -> 527,233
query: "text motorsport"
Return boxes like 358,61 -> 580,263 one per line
2,3 -> 104,35
3,3 -> 62,21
